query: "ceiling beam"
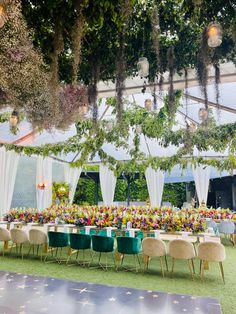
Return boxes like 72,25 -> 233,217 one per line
12,129 -> 38,145
184,94 -> 236,114
97,71 -> 236,98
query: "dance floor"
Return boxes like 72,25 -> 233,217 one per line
0,271 -> 221,314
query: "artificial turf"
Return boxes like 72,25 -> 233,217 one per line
0,240 -> 235,314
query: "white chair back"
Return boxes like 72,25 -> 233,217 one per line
0,227 -> 11,241
169,239 -> 195,260
10,229 -> 28,244
142,238 -> 166,257
29,229 -> 48,245
198,242 -> 226,262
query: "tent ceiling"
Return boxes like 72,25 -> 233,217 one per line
97,62 -> 236,98
0,64 -> 236,168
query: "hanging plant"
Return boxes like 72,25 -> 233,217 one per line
214,63 -> 220,113
196,28 -> 209,111
8,45 -> 30,62
49,20 -> 64,114
151,4 -> 160,70
88,63 -> 100,125
71,0 -> 85,83
167,46 -> 175,115
116,34 -> 126,123
192,0 -> 202,7
115,0 -> 133,123
232,14 -> 236,48
150,4 -> 161,111
0,0 -> 54,130
184,68 -> 189,121
0,111 -> 10,123
56,84 -> 89,130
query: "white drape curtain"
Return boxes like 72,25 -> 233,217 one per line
145,166 -> 165,208
0,147 -> 19,217
192,165 -> 211,204
36,156 -> 52,210
99,164 -> 117,206
64,164 -> 81,204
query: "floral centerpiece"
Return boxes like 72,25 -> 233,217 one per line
7,204 -> 233,233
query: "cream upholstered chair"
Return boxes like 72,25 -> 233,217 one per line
142,237 -> 168,277
10,229 -> 29,259
28,229 -> 48,261
168,239 -> 195,279
0,227 -> 11,256
198,241 -> 226,283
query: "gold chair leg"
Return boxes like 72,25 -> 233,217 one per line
20,244 -> 24,260
160,256 -> 164,277
201,259 -> 204,280
219,262 -> 225,284
143,254 -> 148,271
41,245 -> 43,261
165,255 -> 168,272
171,258 -> 175,277
188,259 -> 194,280
191,259 -> 195,274
199,260 -> 202,275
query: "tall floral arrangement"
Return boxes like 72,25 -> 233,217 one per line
0,0 -> 89,131
0,0 -> 53,129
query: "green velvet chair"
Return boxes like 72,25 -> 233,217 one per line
67,233 -> 91,266
116,236 -> 142,272
45,231 -> 69,264
90,235 -> 115,270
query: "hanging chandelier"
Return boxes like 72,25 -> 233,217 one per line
144,99 -> 152,111
198,108 -> 208,121
135,125 -> 142,134
137,57 -> 149,78
207,22 -> 222,48
9,110 -> 18,127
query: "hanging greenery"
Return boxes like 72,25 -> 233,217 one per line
1,89 -> 236,175
0,112 -> 10,123
0,0 -> 52,130
167,46 -> 175,115
71,0 -> 86,83
196,28 -> 210,111
214,63 -> 220,113
115,0 -> 133,123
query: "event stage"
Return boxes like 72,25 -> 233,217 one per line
0,271 -> 221,314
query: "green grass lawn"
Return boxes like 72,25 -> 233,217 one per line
0,240 -> 235,314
